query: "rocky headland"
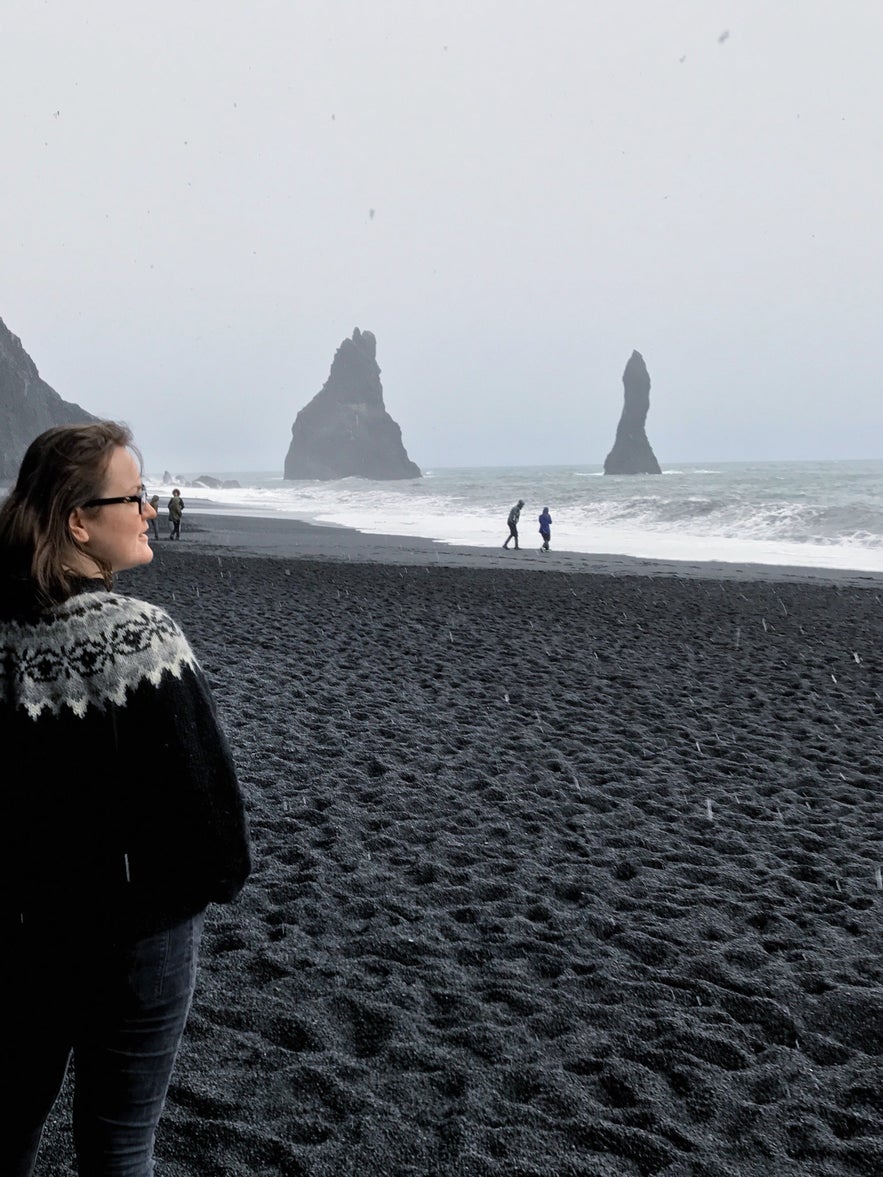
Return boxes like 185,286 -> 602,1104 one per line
0,316 -> 98,480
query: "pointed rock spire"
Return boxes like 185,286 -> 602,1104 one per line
603,350 -> 661,475
284,329 -> 421,480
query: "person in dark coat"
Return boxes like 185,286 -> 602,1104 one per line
503,499 -> 525,549
168,488 -> 184,540
0,422 -> 251,1176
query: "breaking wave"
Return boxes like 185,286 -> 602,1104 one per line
148,460 -> 883,572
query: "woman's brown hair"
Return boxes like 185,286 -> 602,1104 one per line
0,421 -> 138,608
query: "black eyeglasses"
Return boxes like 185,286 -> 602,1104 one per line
81,488 -> 150,514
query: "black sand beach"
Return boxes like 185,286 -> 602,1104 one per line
40,517 -> 883,1175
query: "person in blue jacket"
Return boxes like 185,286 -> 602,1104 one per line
538,507 -> 552,552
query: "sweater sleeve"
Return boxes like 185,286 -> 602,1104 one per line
112,609 -> 252,910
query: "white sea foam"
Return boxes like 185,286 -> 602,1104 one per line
147,460 -> 883,573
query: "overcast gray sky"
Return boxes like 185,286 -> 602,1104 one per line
2,1 -> 881,472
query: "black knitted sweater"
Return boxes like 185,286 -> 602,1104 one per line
0,584 -> 251,937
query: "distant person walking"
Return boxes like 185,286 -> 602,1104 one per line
538,507 -> 552,552
148,494 -> 160,540
503,499 -> 525,550
168,488 -> 184,540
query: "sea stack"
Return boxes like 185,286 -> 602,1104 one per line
284,328 -> 421,481
0,316 -> 98,480
603,350 -> 661,476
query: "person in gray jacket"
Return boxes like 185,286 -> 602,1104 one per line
147,494 -> 160,540
503,499 -> 524,549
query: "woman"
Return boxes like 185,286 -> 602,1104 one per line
0,422 -> 251,1176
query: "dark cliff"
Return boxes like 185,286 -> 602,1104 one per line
603,350 -> 662,475
0,316 -> 98,480
284,328 -> 421,481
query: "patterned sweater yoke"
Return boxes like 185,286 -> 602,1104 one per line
0,586 -> 251,933
1,591 -> 197,720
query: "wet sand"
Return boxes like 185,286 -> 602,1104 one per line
144,510 -> 883,588
39,515 -> 883,1175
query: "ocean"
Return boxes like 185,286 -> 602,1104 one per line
147,460 -> 883,573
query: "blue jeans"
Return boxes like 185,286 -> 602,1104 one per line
3,911 -> 204,1177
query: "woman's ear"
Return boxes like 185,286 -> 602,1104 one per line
68,508 -> 91,545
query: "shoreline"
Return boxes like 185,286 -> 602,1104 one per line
169,511 -> 883,589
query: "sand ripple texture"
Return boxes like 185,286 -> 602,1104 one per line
41,554 -> 883,1176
